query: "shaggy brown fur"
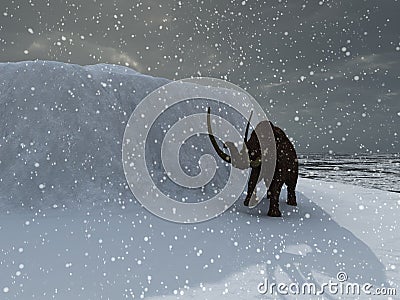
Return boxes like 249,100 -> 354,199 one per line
207,108 -> 298,217
243,121 -> 298,217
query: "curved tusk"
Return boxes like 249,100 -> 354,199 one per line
207,107 -> 231,163
244,110 -> 253,143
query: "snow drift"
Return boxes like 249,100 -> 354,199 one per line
0,61 -> 399,299
0,60 -> 168,211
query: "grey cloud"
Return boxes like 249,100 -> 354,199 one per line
0,0 -> 398,153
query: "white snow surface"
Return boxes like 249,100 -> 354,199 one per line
0,61 -> 399,299
0,60 -> 169,212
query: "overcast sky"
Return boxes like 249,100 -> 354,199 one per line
0,0 -> 399,153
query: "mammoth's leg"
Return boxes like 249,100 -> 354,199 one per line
287,186 -> 297,206
286,173 -> 297,206
267,179 -> 283,217
286,165 -> 298,206
286,181 -> 297,206
244,166 -> 261,207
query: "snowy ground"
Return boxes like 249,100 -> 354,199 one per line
0,179 -> 398,299
0,61 -> 398,299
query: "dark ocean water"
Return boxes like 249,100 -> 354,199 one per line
298,153 -> 400,193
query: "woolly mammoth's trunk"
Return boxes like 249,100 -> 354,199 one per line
225,142 -> 250,170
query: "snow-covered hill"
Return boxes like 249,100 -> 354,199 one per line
0,61 -> 399,299
0,60 -> 168,212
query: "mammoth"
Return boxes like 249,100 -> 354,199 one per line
207,108 -> 298,217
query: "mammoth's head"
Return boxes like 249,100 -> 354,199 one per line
207,108 -> 261,170
223,141 -> 250,169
